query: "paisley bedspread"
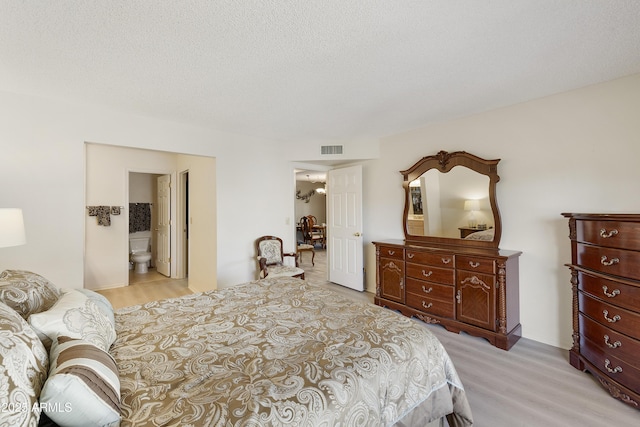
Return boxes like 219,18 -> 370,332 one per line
112,277 -> 473,426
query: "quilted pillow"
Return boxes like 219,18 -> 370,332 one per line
28,289 -> 116,351
0,302 -> 49,427
40,336 -> 121,427
0,270 -> 62,319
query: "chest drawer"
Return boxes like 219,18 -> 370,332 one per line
406,250 -> 454,267
579,292 -> 640,338
580,313 -> 640,364
406,262 -> 454,285
406,291 -> 454,318
378,245 -> 404,260
577,270 -> 640,312
580,336 -> 640,394
576,219 -> 640,251
456,255 -> 495,274
576,243 -> 640,281
406,278 -> 454,301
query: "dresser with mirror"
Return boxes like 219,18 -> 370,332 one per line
374,150 -> 522,350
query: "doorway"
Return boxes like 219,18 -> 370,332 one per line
128,171 -> 189,285
294,169 -> 328,282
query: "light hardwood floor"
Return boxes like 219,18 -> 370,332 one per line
98,251 -> 639,426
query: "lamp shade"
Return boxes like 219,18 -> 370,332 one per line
0,208 -> 26,248
464,200 -> 480,211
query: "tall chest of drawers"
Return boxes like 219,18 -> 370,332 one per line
563,213 -> 640,409
374,240 -> 522,350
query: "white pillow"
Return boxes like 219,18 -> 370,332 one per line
28,289 -> 116,351
40,336 -> 121,427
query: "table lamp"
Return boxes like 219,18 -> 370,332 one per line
464,200 -> 480,228
0,208 -> 26,248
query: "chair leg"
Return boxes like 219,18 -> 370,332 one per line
311,249 -> 315,266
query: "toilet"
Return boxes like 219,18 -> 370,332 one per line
130,237 -> 152,274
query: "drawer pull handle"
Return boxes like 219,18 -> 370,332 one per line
442,257 -> 452,264
600,256 -> 619,266
599,228 -> 619,238
456,290 -> 461,303
604,359 -> 622,374
469,261 -> 480,268
388,250 -> 395,256
604,335 -> 622,349
407,253 -> 414,259
603,310 -> 621,323
421,270 -> 433,277
422,301 -> 433,309
602,286 -> 620,298
422,286 -> 433,294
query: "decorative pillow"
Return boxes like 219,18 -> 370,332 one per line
70,288 -> 115,326
0,270 -> 63,320
28,289 -> 116,351
40,336 -> 121,427
0,302 -> 49,427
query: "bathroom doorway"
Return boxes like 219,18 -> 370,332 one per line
128,171 -> 189,285
85,143 -> 215,292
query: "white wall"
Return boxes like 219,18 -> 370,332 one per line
295,181 -> 327,225
0,91 -> 304,291
363,73 -> 640,349
2,72 -> 639,350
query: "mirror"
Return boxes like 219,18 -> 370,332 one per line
402,150 -> 501,249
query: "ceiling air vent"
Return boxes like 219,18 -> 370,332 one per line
321,145 -> 343,155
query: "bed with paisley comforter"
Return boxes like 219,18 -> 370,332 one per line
110,277 -> 473,427
0,270 -> 472,427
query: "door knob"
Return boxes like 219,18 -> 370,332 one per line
354,232 -> 362,237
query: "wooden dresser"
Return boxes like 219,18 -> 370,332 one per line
563,213 -> 640,409
374,240 -> 522,350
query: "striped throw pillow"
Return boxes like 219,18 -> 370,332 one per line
39,336 -> 121,427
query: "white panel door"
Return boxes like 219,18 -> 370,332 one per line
328,165 -> 363,291
156,174 -> 171,277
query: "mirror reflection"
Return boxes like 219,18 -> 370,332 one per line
406,166 -> 494,240
401,150 -> 501,248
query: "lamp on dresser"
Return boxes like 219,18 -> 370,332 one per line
463,199 -> 480,228
0,208 -> 26,248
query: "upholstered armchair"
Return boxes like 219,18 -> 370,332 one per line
256,236 -> 305,279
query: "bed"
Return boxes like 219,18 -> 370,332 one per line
0,270 -> 473,427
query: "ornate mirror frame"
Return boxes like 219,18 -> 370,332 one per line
401,150 -> 502,249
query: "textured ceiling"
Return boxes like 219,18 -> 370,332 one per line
1,1 -> 640,143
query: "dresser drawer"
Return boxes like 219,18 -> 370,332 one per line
576,243 -> 640,281
577,270 -> 640,312
580,313 -> 640,364
406,278 -> 454,301
406,262 -> 454,285
576,219 -> 640,251
378,245 -> 404,260
579,292 -> 640,338
406,292 -> 454,318
456,255 -> 495,274
406,250 -> 454,267
580,336 -> 640,394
